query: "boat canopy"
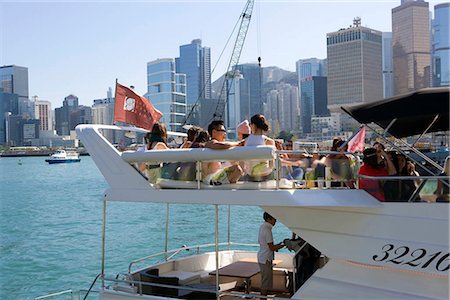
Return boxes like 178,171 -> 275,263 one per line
342,87 -> 449,138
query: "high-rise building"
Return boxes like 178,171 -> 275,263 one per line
176,39 -> 212,105
392,0 -> 431,94
33,97 -> 53,131
0,65 -> 28,101
55,94 -> 79,135
296,58 -> 327,134
300,76 -> 328,134
146,58 -> 187,133
327,18 -> 383,129
382,32 -> 394,98
265,82 -> 299,135
432,3 -> 450,87
92,89 -> 115,142
0,65 -> 32,145
235,63 -> 263,121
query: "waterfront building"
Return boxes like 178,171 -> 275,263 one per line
432,3 -> 450,86
299,76 -> 328,134
392,0 -> 431,94
33,97 -> 53,131
8,115 -> 40,146
327,18 -> 383,130
382,32 -> 394,98
0,92 -> 19,145
235,63 -> 263,121
296,58 -> 327,134
146,58 -> 187,133
265,82 -> 299,136
0,65 -> 28,103
175,39 -> 211,125
55,94 -> 79,136
92,93 -> 115,142
70,105 -> 92,130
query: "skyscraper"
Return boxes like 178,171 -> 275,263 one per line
392,0 -> 431,94
33,97 -> 53,131
176,39 -> 211,105
146,58 -> 187,133
265,82 -> 299,135
55,94 -> 79,135
327,18 -> 383,127
234,63 -> 263,121
296,58 -> 327,134
300,77 -> 328,134
382,32 -> 394,98
432,3 -> 450,87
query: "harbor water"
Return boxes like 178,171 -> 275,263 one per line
0,156 -> 290,300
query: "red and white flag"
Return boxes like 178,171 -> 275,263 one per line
348,127 -> 366,152
114,82 -> 162,131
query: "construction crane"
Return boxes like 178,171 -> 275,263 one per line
213,0 -> 255,121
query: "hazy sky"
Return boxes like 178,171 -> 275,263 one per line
1,0 -> 446,107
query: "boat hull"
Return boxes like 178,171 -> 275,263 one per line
45,159 -> 81,164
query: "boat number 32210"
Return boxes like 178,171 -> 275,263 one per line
372,244 -> 449,272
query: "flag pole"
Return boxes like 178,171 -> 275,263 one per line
113,78 -> 118,125
339,124 -> 364,150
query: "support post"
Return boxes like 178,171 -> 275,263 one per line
227,205 -> 231,250
101,196 -> 107,288
165,203 -> 169,260
215,204 -> 220,300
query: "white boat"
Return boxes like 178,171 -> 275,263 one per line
45,149 -> 81,164
37,88 -> 449,300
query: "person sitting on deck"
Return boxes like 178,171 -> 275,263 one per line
180,126 -> 200,149
244,114 -> 276,182
359,147 -> 396,201
202,120 -> 243,185
435,156 -> 450,203
237,119 -> 251,140
325,139 -> 355,188
146,122 -> 169,184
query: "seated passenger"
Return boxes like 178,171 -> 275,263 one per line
244,114 -> 276,182
237,120 -> 251,140
203,120 -> 243,185
325,139 -> 355,188
190,130 -> 209,148
435,156 -> 450,203
180,126 -> 200,148
147,122 -> 169,184
359,147 -> 396,201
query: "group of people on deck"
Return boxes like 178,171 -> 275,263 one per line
143,113 -> 276,185
140,116 -> 449,203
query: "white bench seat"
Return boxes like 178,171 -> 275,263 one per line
161,270 -> 201,285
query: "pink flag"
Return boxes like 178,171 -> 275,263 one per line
348,127 -> 366,152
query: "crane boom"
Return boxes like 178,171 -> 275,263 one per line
213,0 -> 255,120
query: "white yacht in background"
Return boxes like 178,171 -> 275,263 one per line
45,149 -> 81,164
36,88 -> 449,300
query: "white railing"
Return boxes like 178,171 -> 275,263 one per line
128,242 -> 259,273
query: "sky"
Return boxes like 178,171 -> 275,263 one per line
1,0 -> 447,108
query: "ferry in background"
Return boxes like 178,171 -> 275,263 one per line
45,149 -> 81,164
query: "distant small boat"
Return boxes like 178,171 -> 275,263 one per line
45,150 -> 81,164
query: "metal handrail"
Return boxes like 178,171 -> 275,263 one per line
103,276 -> 220,295
128,242 -> 259,273
34,290 -> 73,300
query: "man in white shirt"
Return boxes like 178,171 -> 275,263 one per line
258,212 -> 284,296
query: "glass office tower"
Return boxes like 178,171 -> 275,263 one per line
147,58 -> 187,133
432,3 -> 450,87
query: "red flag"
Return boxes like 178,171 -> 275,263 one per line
348,127 -> 366,152
114,82 -> 162,131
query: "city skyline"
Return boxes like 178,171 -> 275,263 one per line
2,0 -> 448,107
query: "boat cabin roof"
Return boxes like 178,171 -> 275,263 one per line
342,87 -> 449,138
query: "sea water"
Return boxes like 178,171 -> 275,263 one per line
0,157 -> 291,300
